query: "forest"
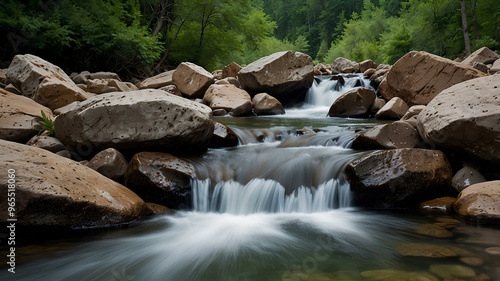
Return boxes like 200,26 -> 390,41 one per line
1,0 -> 498,78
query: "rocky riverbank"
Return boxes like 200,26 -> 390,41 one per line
0,47 -> 499,230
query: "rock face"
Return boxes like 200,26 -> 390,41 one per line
6,54 -> 92,110
0,89 -> 53,142
462,47 -> 499,66
454,181 -> 500,224
252,93 -> 285,115
54,90 -> 214,154
352,121 -> 420,149
238,51 -> 314,105
86,148 -> 128,182
203,84 -> 252,116
125,152 -> 195,209
417,75 -> 500,164
380,51 -> 485,106
375,97 -> 409,119
328,87 -> 376,117
346,149 -> 453,208
138,70 -> 175,89
172,62 -> 214,99
0,140 -> 146,228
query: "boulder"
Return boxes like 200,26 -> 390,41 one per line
331,57 -> 359,73
252,93 -> 285,115
359,59 -> 377,73
462,47 -> 499,66
222,62 -> 242,78
26,135 -> 66,153
203,84 -> 252,116
85,78 -> 132,94
0,88 -> 53,142
327,87 -> 376,117
490,59 -> 500,74
238,51 -> 314,105
313,63 -> 332,75
86,148 -> 128,182
454,181 -> 500,224
417,75 -> 500,163
363,68 -> 377,79
418,197 -> 456,213
138,70 -> 175,89
0,140 -> 146,228
346,148 -> 453,208
54,90 -> 214,154
370,98 -> 386,114
6,54 -> 92,110
158,84 -> 182,96
380,51 -> 485,106
208,122 -> 239,148
401,105 -> 426,121
214,77 -> 241,87
125,152 -> 195,209
375,97 -> 409,119
352,121 -> 420,149
172,62 -> 214,99
452,166 -> 486,192
473,61 -> 488,73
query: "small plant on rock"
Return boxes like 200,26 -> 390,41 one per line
38,110 -> 55,136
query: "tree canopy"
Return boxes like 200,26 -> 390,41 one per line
1,0 -> 498,77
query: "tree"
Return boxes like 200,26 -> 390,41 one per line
460,0 -> 472,56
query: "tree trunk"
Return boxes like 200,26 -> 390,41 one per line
460,0 -> 472,56
470,0 -> 479,40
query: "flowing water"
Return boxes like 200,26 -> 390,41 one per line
3,75 -> 500,281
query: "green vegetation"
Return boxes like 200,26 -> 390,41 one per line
38,110 -> 55,136
1,0 -> 498,75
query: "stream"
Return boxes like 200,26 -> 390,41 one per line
3,75 -> 500,281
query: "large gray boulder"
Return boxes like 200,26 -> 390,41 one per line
381,51 -> 485,106
417,75 -> 500,164
6,54 -> 92,110
54,90 -> 214,154
0,140 -> 146,228
0,88 -> 53,142
346,149 -> 453,208
238,51 -> 314,105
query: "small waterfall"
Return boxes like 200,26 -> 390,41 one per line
305,74 -> 373,107
192,178 -> 350,214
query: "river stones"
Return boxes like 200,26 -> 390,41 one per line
6,54 -> 92,110
252,93 -> 285,115
429,264 -> 476,279
417,75 -> 500,164
331,57 -> 359,73
124,152 -> 195,209
54,89 -> 214,154
380,51 -> 485,106
327,87 -> 376,117
203,84 -> 252,116
346,149 -> 453,208
360,270 -> 439,281
415,223 -> 453,238
352,121 -> 420,149
0,139 -> 146,228
454,181 -> 500,224
452,166 -> 486,192
173,62 -> 214,99
238,51 -> 314,105
208,122 -> 239,148
375,97 -> 409,119
396,243 -> 458,258
222,62 -> 242,78
86,148 -> 128,182
26,135 -> 67,153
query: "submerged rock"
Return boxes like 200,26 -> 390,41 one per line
418,197 -> 456,213
429,264 -> 476,279
346,149 -> 453,208
454,180 -> 500,224
396,243 -> 458,258
360,269 -> 439,281
0,140 -> 146,228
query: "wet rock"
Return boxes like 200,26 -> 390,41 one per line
360,269 -> 439,281
352,121 -> 420,149
158,84 -> 182,97
222,62 -> 242,78
124,152 -> 195,209
54,89 -> 214,154
452,166 -> 486,192
173,62 -> 215,99
328,87 -> 376,117
208,122 -> 239,148
485,247 -> 500,255
347,149 -> 453,208
418,197 -> 456,213
460,256 -> 484,266
370,98 -> 386,115
0,89 -> 53,142
359,59 -> 377,73
454,181 -> 500,224
137,70 -> 175,89
0,139 -> 146,228
212,109 -> 228,116
238,51 -> 314,105
380,51 -> 485,106
144,203 -> 172,216
203,84 -> 252,116
7,54 -> 92,110
415,223 -> 453,238
417,75 -> 500,164
331,57 -> 359,73
462,47 -> 499,66
26,135 -> 66,153
369,68 -> 390,87
252,93 -> 285,115
429,264 -> 476,279
375,97 -> 409,120
86,148 -> 128,182
396,243 -> 458,257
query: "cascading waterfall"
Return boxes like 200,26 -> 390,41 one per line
304,74 -> 373,107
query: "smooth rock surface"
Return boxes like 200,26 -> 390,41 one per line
203,84 -> 252,116
26,135 -> 66,153
138,70 -> 175,89
328,87 -> 376,117
454,181 -> 500,224
86,148 -> 128,182
252,93 -> 285,115
452,166 -> 486,192
352,121 -> 420,149
375,97 -> 409,120
418,197 -> 456,213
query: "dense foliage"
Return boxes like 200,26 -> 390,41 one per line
1,0 -> 498,76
